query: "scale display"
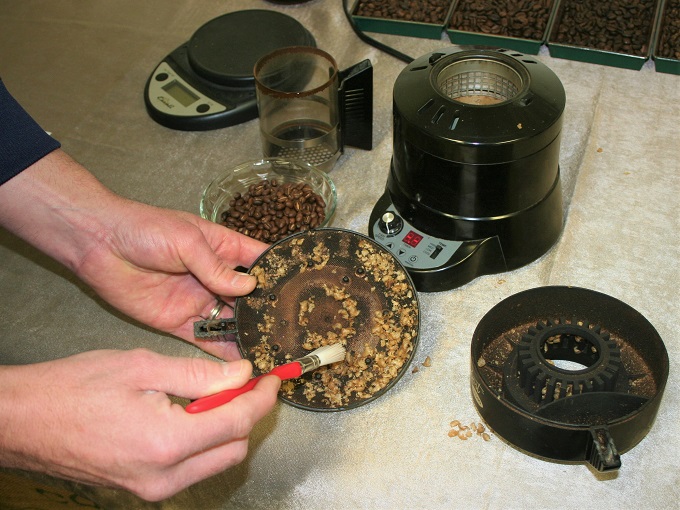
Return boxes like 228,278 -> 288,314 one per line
162,80 -> 200,107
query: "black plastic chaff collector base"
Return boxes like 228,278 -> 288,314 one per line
470,286 -> 669,472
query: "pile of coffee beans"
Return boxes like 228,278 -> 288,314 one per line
449,0 -> 554,41
657,0 -> 680,59
551,0 -> 656,56
220,179 -> 327,243
353,0 -> 452,24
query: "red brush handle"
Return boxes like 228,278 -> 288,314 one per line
185,362 -> 302,413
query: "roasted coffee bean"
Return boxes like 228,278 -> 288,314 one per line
354,0 -> 451,24
219,179 -> 327,243
553,0 -> 656,56
657,0 -> 680,60
449,0 -> 554,42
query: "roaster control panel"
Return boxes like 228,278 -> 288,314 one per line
371,205 -> 462,270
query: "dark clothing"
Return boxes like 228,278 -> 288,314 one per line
0,79 -> 61,186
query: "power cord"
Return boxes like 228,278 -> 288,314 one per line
342,0 -> 414,64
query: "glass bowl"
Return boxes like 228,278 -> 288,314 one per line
200,158 -> 337,243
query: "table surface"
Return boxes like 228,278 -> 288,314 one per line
1,1 -> 678,508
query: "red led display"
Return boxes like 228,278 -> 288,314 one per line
403,230 -> 423,247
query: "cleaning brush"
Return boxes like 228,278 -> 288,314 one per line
186,343 -> 346,413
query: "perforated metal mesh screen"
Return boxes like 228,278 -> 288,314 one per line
271,144 -> 336,169
438,58 -> 522,105
234,228 -> 420,411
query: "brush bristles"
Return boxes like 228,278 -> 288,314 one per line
309,343 -> 346,366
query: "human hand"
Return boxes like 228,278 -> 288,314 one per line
0,149 -> 269,360
0,349 -> 281,501
74,197 -> 268,359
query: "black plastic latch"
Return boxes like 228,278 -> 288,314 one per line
429,52 -> 445,64
586,427 -> 621,472
193,318 -> 238,338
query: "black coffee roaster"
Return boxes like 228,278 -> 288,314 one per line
369,48 -> 566,292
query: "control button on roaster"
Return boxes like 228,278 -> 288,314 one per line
378,212 -> 404,236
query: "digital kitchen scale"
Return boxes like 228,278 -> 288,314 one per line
144,10 -> 316,130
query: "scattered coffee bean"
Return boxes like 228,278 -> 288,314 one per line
450,0 -> 554,41
448,417 -> 492,442
354,0 -> 451,24
220,179 -> 326,243
657,0 -> 680,60
552,0 -> 656,56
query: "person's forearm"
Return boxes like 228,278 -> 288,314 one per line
0,364 -> 44,472
0,149 -> 125,274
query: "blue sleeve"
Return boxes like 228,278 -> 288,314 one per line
0,78 -> 61,186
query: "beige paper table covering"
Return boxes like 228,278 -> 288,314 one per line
1,1 -> 678,508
